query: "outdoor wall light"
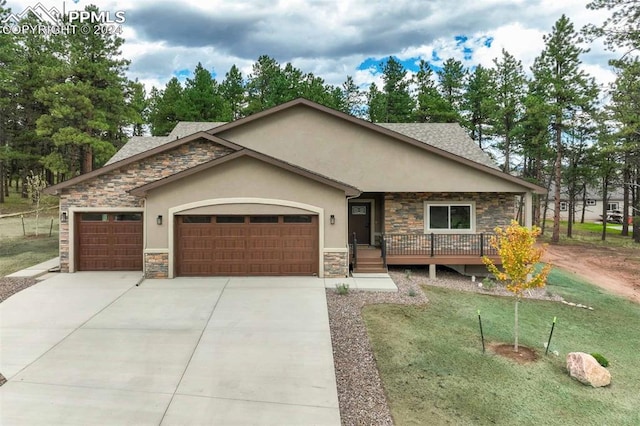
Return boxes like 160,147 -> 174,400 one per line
156,215 -> 163,225
60,211 -> 68,223
330,214 -> 335,225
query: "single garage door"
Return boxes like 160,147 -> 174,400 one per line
176,215 -> 319,276
76,212 -> 143,271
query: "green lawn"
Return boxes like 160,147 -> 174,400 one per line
0,235 -> 59,276
363,268 -> 640,425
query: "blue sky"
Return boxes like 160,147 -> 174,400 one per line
3,0 -> 619,92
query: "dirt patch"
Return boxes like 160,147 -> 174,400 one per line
490,343 -> 539,364
543,244 -> 640,304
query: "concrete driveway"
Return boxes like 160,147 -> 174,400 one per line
0,273 -> 340,425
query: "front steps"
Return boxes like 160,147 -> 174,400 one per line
353,247 -> 387,274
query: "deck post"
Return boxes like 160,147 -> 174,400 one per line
429,264 -> 437,279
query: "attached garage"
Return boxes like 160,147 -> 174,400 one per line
76,212 -> 143,271
175,214 -> 319,276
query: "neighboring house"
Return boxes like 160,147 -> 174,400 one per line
45,99 -> 545,279
547,187 -> 633,223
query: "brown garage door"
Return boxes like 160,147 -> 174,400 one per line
176,215 -> 319,276
76,212 -> 143,271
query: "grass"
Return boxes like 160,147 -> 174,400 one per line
541,220 -> 639,248
0,235 -> 59,276
363,268 -> 640,425
1,188 -> 59,276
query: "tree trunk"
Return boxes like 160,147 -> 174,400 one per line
0,160 -> 4,204
580,185 -> 587,224
514,297 -> 519,353
552,128 -> 562,244
622,164 -> 630,236
601,179 -> 608,241
82,145 -> 93,174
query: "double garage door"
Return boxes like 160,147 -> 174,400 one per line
176,215 -> 319,276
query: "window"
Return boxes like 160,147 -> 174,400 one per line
607,202 -> 619,211
81,213 -> 108,222
114,213 -> 142,222
586,199 -> 596,206
182,216 -> 211,224
216,216 -> 245,224
283,215 -> 312,223
560,201 -> 568,211
250,216 -> 278,223
425,203 -> 473,232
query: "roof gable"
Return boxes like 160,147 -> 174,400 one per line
129,149 -> 360,197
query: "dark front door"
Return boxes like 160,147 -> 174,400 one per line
349,202 -> 371,245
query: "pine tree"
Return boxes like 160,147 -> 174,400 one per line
585,0 -> 640,51
492,50 -> 528,172
532,15 -> 598,243
148,78 -> 184,136
36,5 -> 132,174
380,57 -> 414,122
340,76 -> 364,117
437,58 -> 466,121
414,60 -> 458,123
463,65 -> 495,151
180,63 -> 225,121
220,65 -> 245,120
366,83 -> 386,122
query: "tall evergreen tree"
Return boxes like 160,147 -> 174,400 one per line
36,5 -> 132,174
127,79 -> 148,137
380,57 -> 414,122
220,65 -> 245,120
340,76 -> 364,117
414,60 -> 458,122
492,50 -> 528,172
180,63 -> 225,121
366,83 -> 386,122
437,58 -> 466,121
532,14 -> 598,243
244,55 -> 285,115
148,78 -> 184,136
463,65 -> 495,151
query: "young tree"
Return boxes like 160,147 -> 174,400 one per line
532,15 -> 598,243
26,170 -> 47,236
483,221 -> 552,352
340,75 -> 364,117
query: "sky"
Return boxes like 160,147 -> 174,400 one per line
3,0 -> 621,94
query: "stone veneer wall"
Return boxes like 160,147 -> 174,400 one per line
144,252 -> 169,278
384,192 -> 516,234
58,140 -> 233,272
323,251 -> 349,278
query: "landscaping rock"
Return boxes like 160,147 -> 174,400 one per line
566,352 -> 611,387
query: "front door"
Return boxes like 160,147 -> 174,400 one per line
348,202 -> 371,245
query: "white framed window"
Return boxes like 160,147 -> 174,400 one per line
607,202 -> 619,211
586,199 -> 596,206
424,202 -> 475,233
560,201 -> 568,211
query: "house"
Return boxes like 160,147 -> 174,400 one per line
547,186 -> 634,224
44,99 -> 546,279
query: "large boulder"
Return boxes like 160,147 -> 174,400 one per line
566,352 -> 611,387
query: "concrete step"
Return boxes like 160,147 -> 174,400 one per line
354,267 -> 388,273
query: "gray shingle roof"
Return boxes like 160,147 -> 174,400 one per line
107,121 -> 497,169
105,122 -> 226,165
377,123 -> 498,169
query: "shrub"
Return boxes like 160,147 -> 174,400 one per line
482,277 -> 496,290
335,283 -> 350,295
591,352 -> 609,367
408,288 -> 417,297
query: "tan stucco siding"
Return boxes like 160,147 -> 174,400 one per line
218,106 -> 529,193
144,156 -> 347,249
177,204 -> 315,216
